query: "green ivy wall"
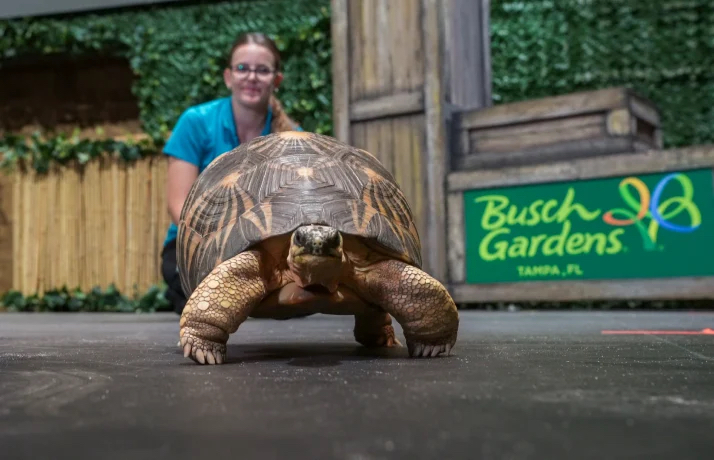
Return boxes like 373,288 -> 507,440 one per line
0,0 -> 333,174
490,0 -> 714,149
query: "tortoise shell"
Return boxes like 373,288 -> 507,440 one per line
176,131 -> 422,295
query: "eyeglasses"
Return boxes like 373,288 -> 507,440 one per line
231,63 -> 276,80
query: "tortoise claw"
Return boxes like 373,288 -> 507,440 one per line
407,338 -> 455,358
179,334 -> 226,365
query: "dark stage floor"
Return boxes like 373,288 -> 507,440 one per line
1,310 -> 713,459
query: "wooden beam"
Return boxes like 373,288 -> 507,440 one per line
421,0 -> 448,282
349,91 -> 424,122
629,94 -> 661,128
450,278 -> 714,303
454,137 -> 645,172
330,0 -> 350,142
446,191 -> 465,283
441,0 -> 492,109
0,174 -> 12,294
447,144 -> 714,192
459,87 -> 630,130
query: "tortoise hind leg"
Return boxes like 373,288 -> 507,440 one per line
357,260 -> 459,358
353,308 -> 402,348
179,250 -> 268,364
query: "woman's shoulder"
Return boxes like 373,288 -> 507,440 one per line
165,97 -> 231,163
181,96 -> 231,120
171,96 -> 231,140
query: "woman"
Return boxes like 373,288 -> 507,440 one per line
160,32 -> 302,314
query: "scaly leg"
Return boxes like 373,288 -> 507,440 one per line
357,260 -> 459,358
179,250 -> 267,365
353,308 -> 402,348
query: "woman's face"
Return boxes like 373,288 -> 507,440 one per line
224,43 -> 283,110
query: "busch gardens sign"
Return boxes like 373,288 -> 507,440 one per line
463,168 -> 714,283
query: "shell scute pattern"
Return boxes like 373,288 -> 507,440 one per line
177,132 -> 422,293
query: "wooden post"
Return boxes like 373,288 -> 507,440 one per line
330,0 -> 350,143
330,0 -> 492,282
441,0 -> 492,111
0,174 -> 12,294
422,0 -> 448,283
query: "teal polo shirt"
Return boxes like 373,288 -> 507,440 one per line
162,96 -> 301,246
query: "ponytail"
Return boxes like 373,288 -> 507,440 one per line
269,94 -> 300,132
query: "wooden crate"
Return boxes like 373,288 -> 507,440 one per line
450,86 -> 663,171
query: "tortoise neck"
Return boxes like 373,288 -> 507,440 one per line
287,253 -> 345,293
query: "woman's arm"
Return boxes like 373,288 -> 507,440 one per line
166,156 -> 199,225
163,108 -> 204,225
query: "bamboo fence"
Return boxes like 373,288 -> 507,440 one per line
3,154 -> 172,296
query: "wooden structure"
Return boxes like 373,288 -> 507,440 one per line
451,87 -> 663,171
0,0 -> 496,297
0,35 -> 165,296
0,174 -> 12,293
4,0 -> 706,306
3,157 -> 171,295
447,145 -> 714,303
330,0 -> 492,282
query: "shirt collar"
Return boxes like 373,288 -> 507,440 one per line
262,105 -> 273,136
223,97 -> 274,146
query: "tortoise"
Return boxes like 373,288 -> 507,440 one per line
176,131 -> 459,364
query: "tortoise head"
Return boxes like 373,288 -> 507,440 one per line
287,224 -> 344,293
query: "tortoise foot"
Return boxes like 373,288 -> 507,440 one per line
354,311 -> 402,348
179,335 -> 226,365
406,334 -> 456,358
355,325 -> 403,348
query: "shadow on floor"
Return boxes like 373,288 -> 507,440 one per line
177,342 -> 407,368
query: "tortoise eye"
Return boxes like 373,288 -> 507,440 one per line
293,230 -> 306,246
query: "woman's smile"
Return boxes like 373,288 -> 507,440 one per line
240,85 -> 261,95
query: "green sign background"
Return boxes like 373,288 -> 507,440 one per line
463,168 -> 714,283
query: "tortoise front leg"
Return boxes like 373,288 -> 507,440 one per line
353,308 -> 402,348
357,260 -> 459,358
179,250 -> 268,365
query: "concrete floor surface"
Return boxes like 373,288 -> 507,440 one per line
1,310 -> 713,459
